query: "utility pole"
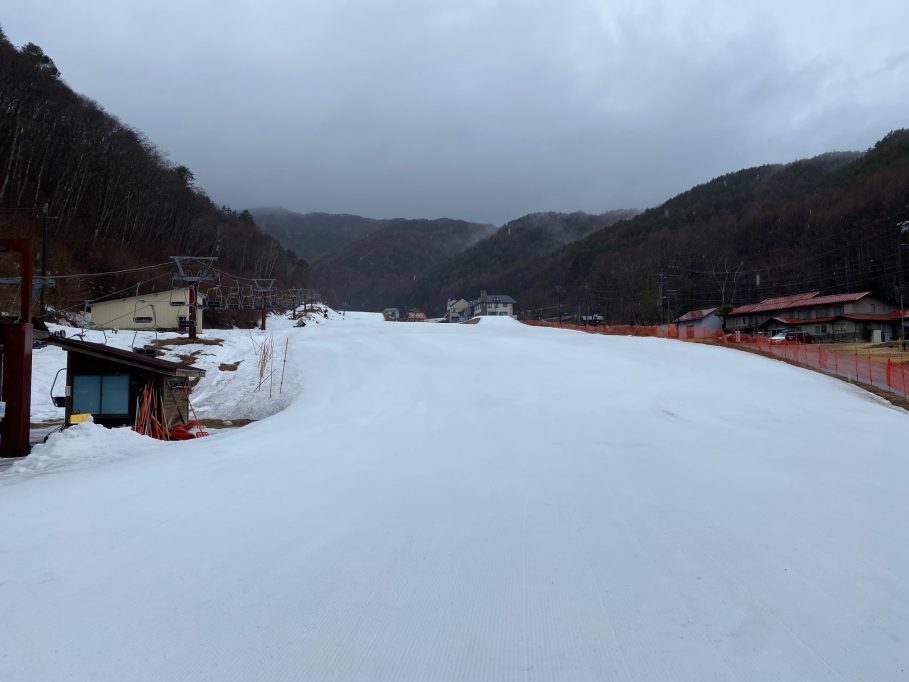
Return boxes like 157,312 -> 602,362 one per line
40,204 -> 48,315
898,221 -> 909,344
658,271 -> 665,325
555,285 -> 564,324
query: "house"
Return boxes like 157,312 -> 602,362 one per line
46,336 -> 205,432
726,291 -> 906,342
383,308 -> 400,321
446,299 -> 470,323
89,288 -> 205,333
406,310 -> 427,322
672,307 -> 723,338
469,291 -> 516,317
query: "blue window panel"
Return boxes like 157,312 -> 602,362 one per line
101,375 -> 130,414
72,375 -> 101,414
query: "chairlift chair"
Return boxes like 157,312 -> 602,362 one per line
204,285 -> 224,309
169,288 -> 188,308
227,284 -> 241,309
240,285 -> 255,309
50,368 -> 67,408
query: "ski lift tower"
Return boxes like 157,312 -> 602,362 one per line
170,257 -> 217,340
253,278 -> 276,330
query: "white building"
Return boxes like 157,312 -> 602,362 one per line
469,291 -> 516,318
672,307 -> 723,338
446,299 -> 470,323
88,288 -> 205,332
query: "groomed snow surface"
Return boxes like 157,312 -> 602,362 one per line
2,314 -> 908,680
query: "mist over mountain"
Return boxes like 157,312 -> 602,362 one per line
250,208 -> 381,264
407,210 -> 639,314
254,207 -> 498,309
257,205 -> 637,313
308,218 -> 496,310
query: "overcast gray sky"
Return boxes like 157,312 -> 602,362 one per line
3,1 -> 908,224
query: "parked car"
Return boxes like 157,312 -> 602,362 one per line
769,330 -> 816,344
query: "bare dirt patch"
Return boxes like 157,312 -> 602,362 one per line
177,351 -> 202,365
157,337 -> 224,347
822,341 -> 909,365
199,418 -> 256,429
218,361 -> 242,372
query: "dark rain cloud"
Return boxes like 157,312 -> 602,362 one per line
3,0 -> 908,224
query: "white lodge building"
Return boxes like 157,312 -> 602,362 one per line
470,291 -> 516,318
88,288 -> 205,332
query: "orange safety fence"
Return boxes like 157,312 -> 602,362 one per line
523,320 -> 727,340
522,320 -> 909,398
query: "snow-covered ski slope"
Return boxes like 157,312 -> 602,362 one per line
2,314 -> 908,681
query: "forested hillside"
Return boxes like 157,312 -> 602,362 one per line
251,208 -> 383,264
507,134 -> 909,322
267,133 -> 908,322
407,210 -> 638,314
0,28 -> 306,313
311,218 -> 496,310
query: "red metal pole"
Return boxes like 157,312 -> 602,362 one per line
0,239 -> 34,457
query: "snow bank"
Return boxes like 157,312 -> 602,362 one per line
3,420 -> 162,479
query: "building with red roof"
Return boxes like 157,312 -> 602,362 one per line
725,290 -> 905,341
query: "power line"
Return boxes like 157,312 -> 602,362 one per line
52,262 -> 172,279
34,271 -> 173,319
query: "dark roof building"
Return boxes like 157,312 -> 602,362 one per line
470,291 -> 516,317
47,336 -> 205,434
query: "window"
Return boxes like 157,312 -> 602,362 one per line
133,316 -> 153,323
72,375 -> 130,415
867,303 -> 876,312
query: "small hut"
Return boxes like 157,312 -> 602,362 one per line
47,336 -> 205,435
